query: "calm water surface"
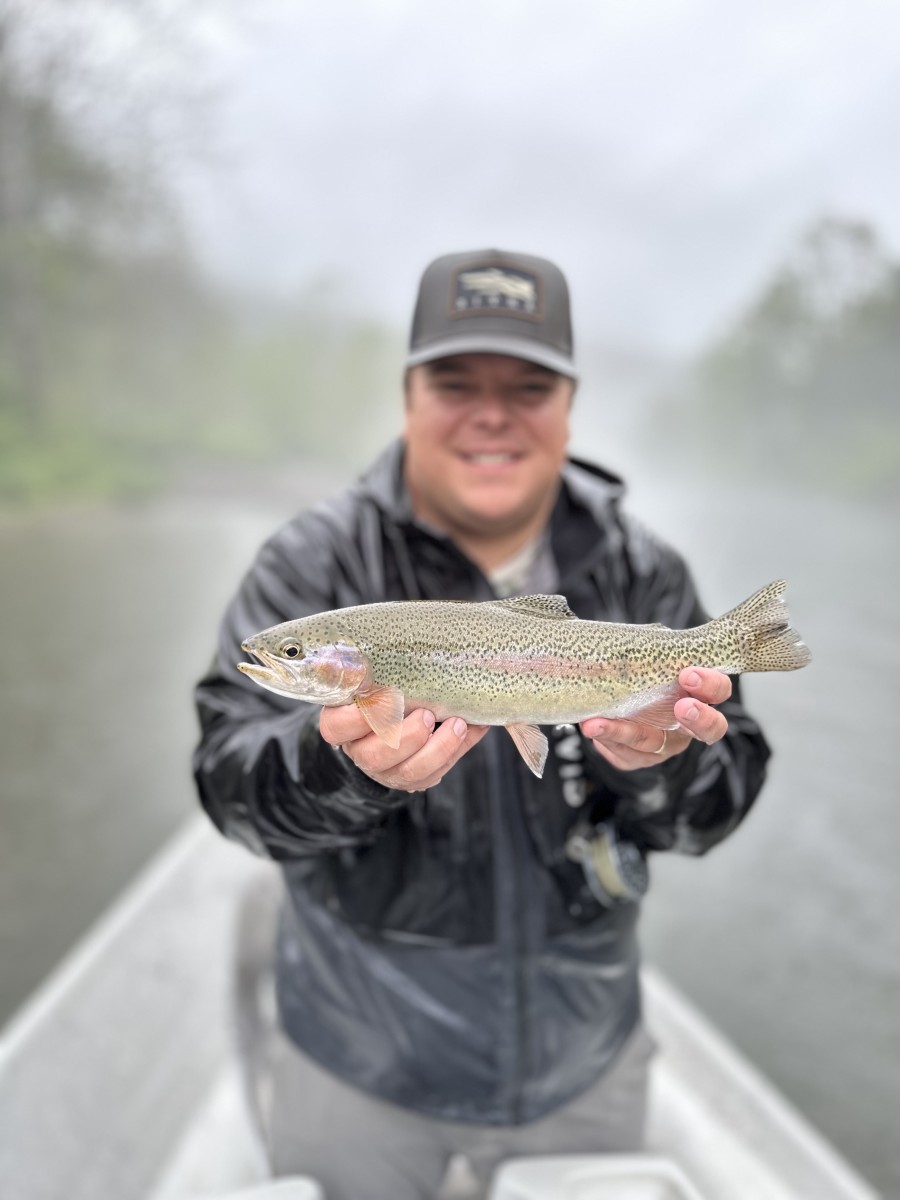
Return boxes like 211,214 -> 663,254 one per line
0,468 -> 897,1195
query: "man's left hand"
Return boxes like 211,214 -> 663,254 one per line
579,667 -> 732,772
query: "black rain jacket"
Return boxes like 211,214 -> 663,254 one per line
193,441 -> 771,1125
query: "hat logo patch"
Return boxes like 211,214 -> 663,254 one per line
452,266 -> 541,318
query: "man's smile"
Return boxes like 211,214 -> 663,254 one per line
458,450 -> 524,467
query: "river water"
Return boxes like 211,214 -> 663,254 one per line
0,463 -> 897,1196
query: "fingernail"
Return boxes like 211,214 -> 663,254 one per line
422,710 -> 435,729
452,718 -> 467,737
684,704 -> 699,722
685,671 -> 701,688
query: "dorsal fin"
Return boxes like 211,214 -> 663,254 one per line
491,594 -> 577,620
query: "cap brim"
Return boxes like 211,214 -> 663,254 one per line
406,334 -> 578,380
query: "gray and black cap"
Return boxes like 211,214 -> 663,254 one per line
406,248 -> 577,379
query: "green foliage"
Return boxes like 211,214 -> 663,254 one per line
648,218 -> 900,496
0,255 -> 403,504
0,415 -> 162,504
0,9 -> 402,507
194,304 -> 401,469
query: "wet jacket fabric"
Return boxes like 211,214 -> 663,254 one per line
193,440 -> 771,1125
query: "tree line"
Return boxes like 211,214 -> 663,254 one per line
647,217 -> 900,497
0,3 -> 399,503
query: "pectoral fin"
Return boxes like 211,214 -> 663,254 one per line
355,686 -> 405,748
506,722 -> 549,779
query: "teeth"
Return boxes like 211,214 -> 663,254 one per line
467,453 -> 514,464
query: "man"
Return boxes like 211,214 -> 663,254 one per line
193,249 -> 771,1199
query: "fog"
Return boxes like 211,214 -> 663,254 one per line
1,1 -> 898,1195
176,0 -> 900,353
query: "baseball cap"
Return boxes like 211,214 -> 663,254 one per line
406,249 -> 577,379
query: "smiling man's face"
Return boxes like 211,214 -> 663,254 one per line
402,353 -> 574,567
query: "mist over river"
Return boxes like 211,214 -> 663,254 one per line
1,465 -> 897,1196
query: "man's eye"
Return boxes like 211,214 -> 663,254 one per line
516,386 -> 551,403
437,382 -> 472,401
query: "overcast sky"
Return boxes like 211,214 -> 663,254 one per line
174,0 -> 900,355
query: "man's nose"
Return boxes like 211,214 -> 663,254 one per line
471,392 -> 511,424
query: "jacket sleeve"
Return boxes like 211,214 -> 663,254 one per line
192,510 -> 410,860
582,517 -> 772,856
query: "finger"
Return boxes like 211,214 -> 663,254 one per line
580,717 -> 680,756
672,697 -> 728,745
435,721 -> 490,773
679,667 -> 732,706
387,719 -> 490,791
580,718 -> 698,773
343,708 -> 436,773
319,703 -> 376,747
589,738 -> 641,771
460,723 -> 491,753
585,728 -> 685,770
349,717 -> 480,792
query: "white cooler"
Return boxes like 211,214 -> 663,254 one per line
206,1181 -> 324,1200
489,1155 -> 707,1200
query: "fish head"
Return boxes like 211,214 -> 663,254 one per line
238,625 -> 368,705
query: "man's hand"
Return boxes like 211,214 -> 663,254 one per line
319,705 -> 489,792
579,667 -> 732,772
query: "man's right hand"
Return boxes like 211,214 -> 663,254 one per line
319,705 -> 489,792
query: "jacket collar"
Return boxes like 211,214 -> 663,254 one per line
357,439 -> 415,523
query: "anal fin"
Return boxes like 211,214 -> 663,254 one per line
506,722 -> 549,779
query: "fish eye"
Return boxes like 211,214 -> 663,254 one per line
280,641 -> 302,659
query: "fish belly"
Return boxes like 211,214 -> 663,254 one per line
383,653 -> 678,728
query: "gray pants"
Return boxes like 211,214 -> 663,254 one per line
267,1024 -> 656,1200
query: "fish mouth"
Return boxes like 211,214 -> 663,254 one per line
237,661 -> 276,685
238,644 -> 296,688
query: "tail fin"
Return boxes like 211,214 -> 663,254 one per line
724,580 -> 812,672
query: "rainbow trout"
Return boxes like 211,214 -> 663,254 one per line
238,580 -> 810,778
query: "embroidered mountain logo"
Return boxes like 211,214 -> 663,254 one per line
452,266 -> 541,318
